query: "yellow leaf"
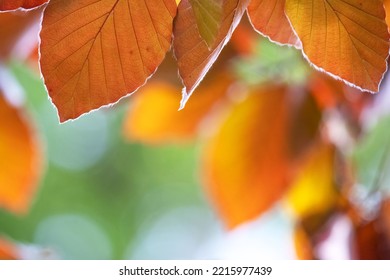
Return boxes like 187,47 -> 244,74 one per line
40,0 -> 177,122
285,0 -> 390,92
286,144 -> 338,218
247,0 -> 300,46
0,94 -> 42,214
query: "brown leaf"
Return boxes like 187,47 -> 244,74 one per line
40,0 -> 177,122
355,199 -> 390,259
247,0 -> 300,46
285,0 -> 390,92
173,0 -> 249,107
0,0 -> 47,11
0,94 -> 42,214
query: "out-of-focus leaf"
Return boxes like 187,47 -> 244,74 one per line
229,20 -> 257,55
202,85 -> 290,228
0,238 -> 17,260
285,0 -> 390,92
309,72 -> 371,113
0,9 -> 42,59
189,0 -> 223,48
288,90 -> 322,159
353,116 -> 390,194
355,199 -> 390,259
202,83 -> 322,228
385,0 -> 390,29
0,0 -> 47,11
247,0 -> 299,46
124,73 -> 233,144
0,94 -> 42,214
173,0 -> 249,108
294,224 -> 315,260
286,144 -> 339,218
40,0 -> 177,122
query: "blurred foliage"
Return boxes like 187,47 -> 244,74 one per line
0,62 -> 211,259
1,9 -> 390,261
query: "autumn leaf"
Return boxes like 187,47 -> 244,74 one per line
0,94 -> 42,214
285,0 -> 390,92
355,200 -> 390,259
189,0 -> 223,48
385,0 -> 390,29
294,224 -> 315,259
124,73 -> 233,144
202,85 -> 290,228
173,0 -> 249,108
0,238 -> 17,260
39,0 -> 177,122
247,0 -> 300,47
286,144 -> 339,218
0,0 -> 47,11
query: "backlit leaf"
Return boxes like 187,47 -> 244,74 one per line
0,94 -> 42,214
247,0 -> 300,46
173,0 -> 249,108
286,144 -> 339,218
40,0 -> 177,122
285,0 -> 390,92
189,0 -> 223,48
0,0 -> 47,11
202,85 -> 290,228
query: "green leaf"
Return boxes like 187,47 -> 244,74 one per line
353,116 -> 390,194
189,0 -> 223,48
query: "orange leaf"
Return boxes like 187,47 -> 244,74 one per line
247,0 -> 300,47
0,0 -> 47,11
0,94 -> 42,214
285,0 -> 390,92
124,73 -> 233,144
385,0 -> 390,29
294,224 -> 315,260
202,85 -> 290,228
0,238 -> 17,260
173,0 -> 249,107
40,0 -> 177,122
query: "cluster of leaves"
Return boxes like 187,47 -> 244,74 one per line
0,0 -> 389,122
2,0 -> 390,259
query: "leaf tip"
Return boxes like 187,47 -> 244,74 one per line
179,88 -> 190,110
